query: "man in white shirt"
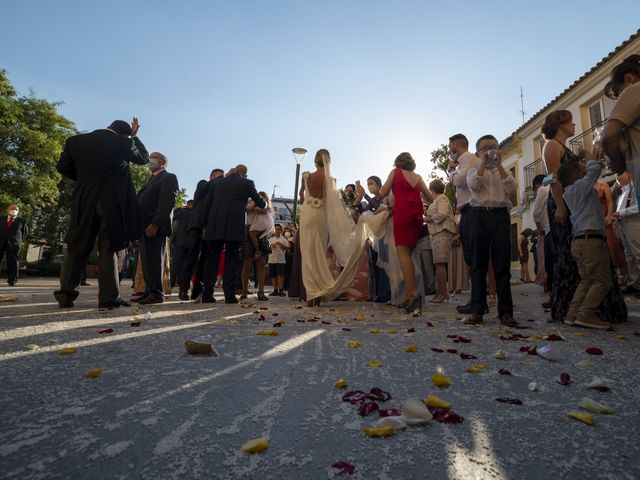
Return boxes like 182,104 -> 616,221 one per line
611,172 -> 640,294
447,133 -> 479,314
532,174 -> 552,303
464,135 -> 517,326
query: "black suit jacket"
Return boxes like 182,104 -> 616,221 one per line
0,216 -> 29,252
57,129 -> 149,255
137,170 -> 179,236
204,174 -> 265,242
172,207 -> 193,247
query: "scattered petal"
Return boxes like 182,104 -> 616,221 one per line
585,347 -> 603,355
537,345 -> 559,361
578,398 -> 616,414
355,315 -> 367,321
369,329 -> 381,334
335,378 -> 348,389
363,426 -> 395,437
367,360 -> 383,368
25,344 -> 39,351
403,344 -> 417,353
466,363 -> 488,374
241,437 -> 269,453
567,411 -> 594,425
425,394 -> 451,410
332,461 -> 355,475
494,350 -> 507,360
446,349 -> 458,354
577,360 -> 592,367
528,381 -> 538,391
143,311 -> 152,321
321,320 -> 332,325
429,408 -> 464,423
546,334 -> 564,341
98,328 -> 113,334
498,369 -> 512,376
496,397 -> 523,405
426,322 -> 434,327
378,408 -> 401,417
348,340 -> 363,348
431,348 -> 444,353
256,330 -> 279,336
58,347 -> 77,356
367,388 -> 391,402
258,315 -> 266,321
401,397 -> 433,422
431,372 -> 452,389
407,328 -> 416,333
341,327 -> 352,331
359,401 -> 379,416
272,312 -> 279,316
272,322 -> 283,327
130,322 -> 141,327
342,391 -> 366,404
558,372 -> 571,385
572,332 -> 587,337
85,368 -> 102,378
387,329 -> 397,334
615,335 -> 625,340
459,353 -> 477,360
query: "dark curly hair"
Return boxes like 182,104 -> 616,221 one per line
604,54 -> 640,99
394,152 -> 416,171
541,110 -> 572,140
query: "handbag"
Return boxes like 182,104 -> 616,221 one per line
259,236 -> 273,255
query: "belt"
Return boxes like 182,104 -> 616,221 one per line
572,233 -> 604,240
471,206 -> 508,212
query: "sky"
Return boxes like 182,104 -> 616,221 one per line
1,1 -> 638,200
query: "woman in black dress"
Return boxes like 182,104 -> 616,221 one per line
542,110 -> 627,324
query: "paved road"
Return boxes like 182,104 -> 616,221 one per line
0,279 -> 639,479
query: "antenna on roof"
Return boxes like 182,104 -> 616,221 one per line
519,86 -> 527,124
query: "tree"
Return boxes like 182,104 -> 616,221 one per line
429,144 -> 456,207
0,70 -> 77,251
130,163 -> 187,208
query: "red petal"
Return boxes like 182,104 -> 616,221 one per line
585,347 -> 603,355
272,322 -> 282,327
429,408 -> 464,423
321,320 -> 332,325
98,328 -> 113,334
367,387 -> 391,401
332,462 -> 355,475
446,349 -> 458,354
407,328 -> 416,333
495,397 -> 523,405
457,336 -> 471,343
341,327 -> 352,331
426,322 -> 434,327
519,346 -> 538,355
590,386 -> 610,392
459,353 -> 477,360
431,348 -> 444,353
546,334 -> 564,341
358,401 -> 379,416
342,391 -> 366,404
558,372 -> 571,385
258,315 -> 266,321
498,369 -> 512,376
295,305 -> 303,309
272,313 -> 279,316
446,335 -> 457,339
378,408 -> 401,417
130,322 -> 141,327
296,319 -> 305,323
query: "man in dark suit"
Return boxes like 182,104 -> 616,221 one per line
201,165 -> 265,303
0,204 -> 29,286
172,199 -> 195,300
135,152 -> 179,304
55,118 -> 149,308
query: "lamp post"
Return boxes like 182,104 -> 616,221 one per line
291,147 -> 307,223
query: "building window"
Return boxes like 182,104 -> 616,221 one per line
588,99 -> 604,127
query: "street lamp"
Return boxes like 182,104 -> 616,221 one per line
291,147 -> 307,223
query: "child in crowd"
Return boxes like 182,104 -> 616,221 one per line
557,158 -> 612,329
268,224 -> 290,296
248,191 -> 274,260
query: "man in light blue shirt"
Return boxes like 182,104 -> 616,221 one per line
557,159 -> 613,329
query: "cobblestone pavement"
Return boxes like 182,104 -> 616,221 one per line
0,279 -> 639,480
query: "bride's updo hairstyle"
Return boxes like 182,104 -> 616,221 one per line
394,152 -> 416,171
315,148 -> 330,167
541,110 -> 572,140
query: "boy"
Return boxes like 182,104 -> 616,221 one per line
268,224 -> 290,296
556,158 -> 612,329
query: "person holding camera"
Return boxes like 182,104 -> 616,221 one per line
463,135 -> 517,326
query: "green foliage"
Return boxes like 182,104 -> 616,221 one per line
0,69 -> 77,250
429,144 -> 456,206
175,188 -> 188,208
130,163 -> 187,209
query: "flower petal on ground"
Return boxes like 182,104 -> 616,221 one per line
496,397 -> 523,405
431,348 -> 444,353
348,340 -> 363,348
85,368 -> 102,378
241,437 -> 269,453
498,369 -> 512,376
403,344 -> 417,352
378,408 -> 401,417
559,372 -> 571,385
459,353 -> 477,360
367,360 -> 383,368
256,330 -> 279,336
585,347 -> 603,355
363,426 -> 396,437
425,394 -> 451,410
359,401 -> 379,416
331,461 -> 355,475
335,379 -> 348,389
58,347 -> 77,356
342,391 -> 366,404
567,411 -> 594,425
367,388 -> 391,401
578,398 -> 616,414
432,372 -> 452,388
98,328 -> 113,334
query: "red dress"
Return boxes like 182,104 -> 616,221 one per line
392,168 -> 423,247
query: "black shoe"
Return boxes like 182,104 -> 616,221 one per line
80,281 -> 90,286
138,295 -> 164,305
178,291 -> 190,301
500,313 -> 518,327
58,300 -> 74,308
54,290 -> 78,308
622,284 -> 640,295
202,297 -> 217,303
463,313 -> 483,325
98,298 -> 132,308
457,303 -> 489,315
8,280 -> 16,286
225,296 -> 239,304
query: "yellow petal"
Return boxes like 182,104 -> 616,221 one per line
578,398 -> 616,414
58,347 -> 78,356
241,437 -> 269,453
347,340 -> 364,348
85,368 -> 102,378
367,360 -> 383,368
567,411 -> 595,425
387,329 -> 397,334
531,333 -> 543,340
615,335 -> 625,340
355,315 -> 367,321
403,344 -> 417,352
369,329 -> 381,334
431,372 -> 452,388
334,378 -> 348,389
25,344 -> 40,351
363,426 -> 396,437
256,330 -> 279,336
0,295 -> 16,302
572,332 -> 587,337
425,394 -> 451,410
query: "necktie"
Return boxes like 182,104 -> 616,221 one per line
7,217 -> 13,229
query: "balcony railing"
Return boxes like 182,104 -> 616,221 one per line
523,158 -> 545,195
568,118 -> 607,153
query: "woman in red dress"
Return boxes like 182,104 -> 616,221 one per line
380,152 -> 433,314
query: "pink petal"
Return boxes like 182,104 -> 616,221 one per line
459,353 -> 477,360
498,369 -> 512,376
321,320 -> 332,325
428,407 -> 464,423
431,348 -> 444,353
426,322 -> 434,327
446,349 -> 458,354
558,372 -> 571,385
342,391 -> 366,404
367,387 -> 391,402
98,328 -> 113,334
332,461 -> 355,475
378,408 -> 401,417
258,315 -> 266,322
495,397 -> 523,405
546,334 -> 564,341
358,401 -> 379,416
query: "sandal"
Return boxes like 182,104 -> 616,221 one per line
257,293 -> 269,301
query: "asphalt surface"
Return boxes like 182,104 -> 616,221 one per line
0,279 -> 639,480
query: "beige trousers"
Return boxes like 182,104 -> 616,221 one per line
567,238 -> 612,318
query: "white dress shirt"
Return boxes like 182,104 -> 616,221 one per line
449,151 -> 479,209
616,183 -> 638,218
466,167 -> 516,208
533,185 -> 550,234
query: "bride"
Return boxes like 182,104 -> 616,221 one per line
299,149 -> 402,306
